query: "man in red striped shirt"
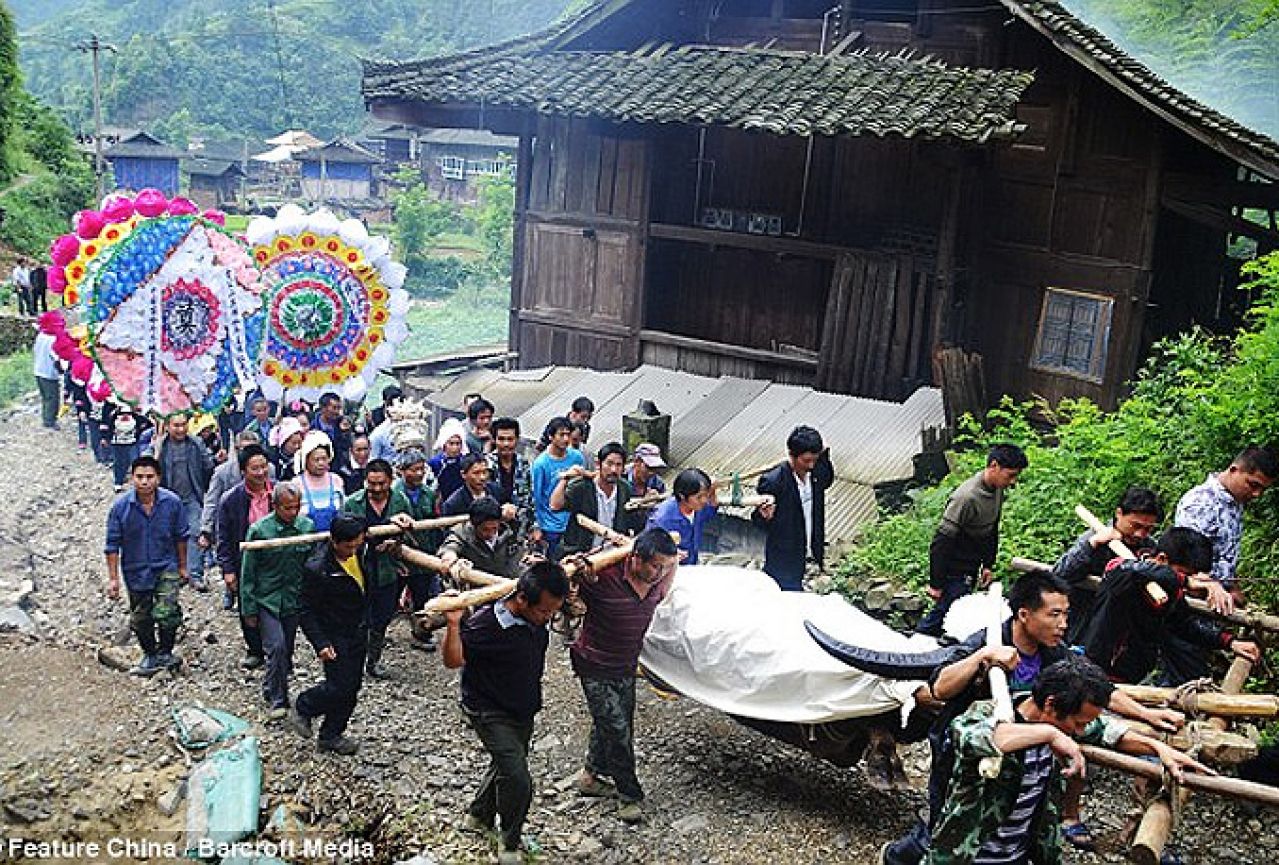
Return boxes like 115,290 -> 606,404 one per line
570,527 -> 679,823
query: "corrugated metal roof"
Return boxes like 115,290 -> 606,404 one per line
667,376 -> 770,464
406,363 -> 944,547
423,366 -> 585,421
682,383 -> 811,478
520,369 -> 637,442
580,365 -> 721,449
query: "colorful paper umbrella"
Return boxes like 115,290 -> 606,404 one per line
246,205 -> 410,403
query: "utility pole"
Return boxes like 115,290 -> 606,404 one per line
74,33 -> 117,199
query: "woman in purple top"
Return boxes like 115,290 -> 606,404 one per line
645,468 -> 718,565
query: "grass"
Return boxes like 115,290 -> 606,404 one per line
396,285 -> 509,362
0,351 -> 35,408
223,214 -> 251,233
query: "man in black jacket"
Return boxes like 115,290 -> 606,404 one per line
1082,527 -> 1259,685
751,426 -> 834,591
551,442 -> 643,556
215,444 -> 273,669
288,515 -> 371,755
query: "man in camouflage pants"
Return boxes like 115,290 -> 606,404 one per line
105,455 -> 190,677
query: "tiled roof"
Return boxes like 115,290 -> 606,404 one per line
295,137 -> 383,164
103,131 -> 185,160
1002,1 -> 1279,177
364,42 -> 1034,143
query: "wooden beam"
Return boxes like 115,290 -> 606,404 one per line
1081,745 -> 1279,809
648,221 -> 847,260
638,328 -> 819,370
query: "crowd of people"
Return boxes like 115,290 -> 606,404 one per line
41,297 -> 1273,865
90,373 -> 837,864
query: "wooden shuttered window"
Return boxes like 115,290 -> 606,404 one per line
1030,288 -> 1113,383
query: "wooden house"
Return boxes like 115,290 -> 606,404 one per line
103,131 -> 185,197
185,157 -> 246,209
417,128 -> 519,202
295,138 -> 383,201
363,0 -> 1279,408
363,121 -> 420,165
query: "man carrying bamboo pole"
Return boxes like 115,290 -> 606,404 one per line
1050,486 -> 1161,643
442,560 -> 570,865
647,468 -> 718,565
342,458 -> 415,679
881,572 -> 1185,865
552,442 -> 643,557
925,654 -> 1209,865
571,527 -> 679,823
240,483 -> 314,720
916,444 -> 1027,636
394,448 -> 442,651
1081,527 -> 1260,686
438,498 -> 524,581
752,425 -> 834,592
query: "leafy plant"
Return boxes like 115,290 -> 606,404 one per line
839,252 -> 1279,612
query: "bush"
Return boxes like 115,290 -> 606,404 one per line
0,350 -> 33,408
838,252 -> 1279,611
0,171 -> 94,256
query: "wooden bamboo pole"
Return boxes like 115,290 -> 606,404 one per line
1010,556 -> 1279,635
239,514 -> 467,551
397,547 -> 506,587
979,582 -> 1014,779
423,542 -> 636,614
1116,685 -> 1277,718
1081,744 -> 1279,809
575,513 -> 626,544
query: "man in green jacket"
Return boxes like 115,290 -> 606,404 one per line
926,654 -> 1209,865
342,458 -> 415,678
241,483 -> 315,719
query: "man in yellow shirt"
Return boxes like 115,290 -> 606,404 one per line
289,514 -> 370,755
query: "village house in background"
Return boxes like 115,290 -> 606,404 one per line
184,139 -> 253,210
362,121 -> 420,165
295,138 -> 383,201
102,130 -> 185,197
417,128 -> 517,202
364,0 -> 1279,417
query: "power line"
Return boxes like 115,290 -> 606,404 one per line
73,33 -> 117,200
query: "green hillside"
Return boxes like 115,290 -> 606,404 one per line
14,0 -> 577,142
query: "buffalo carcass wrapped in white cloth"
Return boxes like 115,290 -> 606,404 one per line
640,566 -> 963,770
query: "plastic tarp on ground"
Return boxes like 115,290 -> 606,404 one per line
640,566 -> 940,724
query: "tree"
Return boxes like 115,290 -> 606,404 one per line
474,172 -> 515,282
390,169 -> 464,291
0,2 -> 23,182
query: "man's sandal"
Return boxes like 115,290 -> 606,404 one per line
1061,821 -> 1097,852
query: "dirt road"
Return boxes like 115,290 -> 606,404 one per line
0,397 -> 1275,864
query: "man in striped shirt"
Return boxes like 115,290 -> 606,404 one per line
926,655 -> 1208,865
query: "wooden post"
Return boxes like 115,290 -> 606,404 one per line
979,582 -> 1014,779
397,547 -> 507,587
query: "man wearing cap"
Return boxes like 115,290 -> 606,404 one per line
627,444 -> 667,496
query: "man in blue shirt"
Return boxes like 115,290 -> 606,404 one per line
530,417 -> 586,557
105,455 -> 190,677
646,468 -> 718,565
